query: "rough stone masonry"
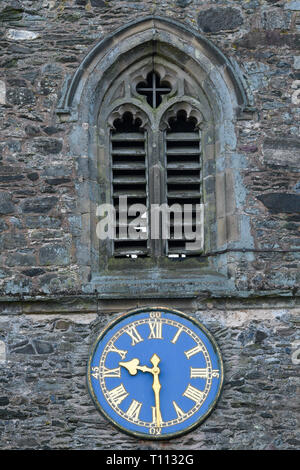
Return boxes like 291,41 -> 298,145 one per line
0,0 -> 299,450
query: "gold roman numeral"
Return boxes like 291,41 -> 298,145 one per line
184,344 -> 202,360
183,384 -> 204,403
107,343 -> 128,360
103,366 -> 121,378
170,326 -> 183,344
151,406 -> 162,425
148,320 -> 163,339
107,384 -> 129,406
190,367 -> 208,378
125,325 -> 143,346
173,401 -> 186,419
125,399 -> 142,420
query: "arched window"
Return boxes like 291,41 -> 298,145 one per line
101,62 -> 204,262
57,17 -> 251,298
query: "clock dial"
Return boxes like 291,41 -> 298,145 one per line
87,307 -> 223,439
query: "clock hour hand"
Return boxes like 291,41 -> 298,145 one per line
119,354 -> 162,427
119,358 -> 142,375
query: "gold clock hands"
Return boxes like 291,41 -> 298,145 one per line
119,358 -> 141,375
150,353 -> 162,428
119,353 -> 162,428
118,357 -> 156,375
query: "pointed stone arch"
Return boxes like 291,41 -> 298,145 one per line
57,15 -> 249,119
57,16 -> 253,298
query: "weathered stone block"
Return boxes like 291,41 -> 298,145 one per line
5,29 -> 40,40
20,196 -> 58,214
39,77 -> 57,96
227,214 -> 240,243
6,87 -> 36,106
0,341 -> 6,363
0,232 -> 26,250
32,340 -> 54,354
42,126 -> 61,135
235,31 -> 300,49
25,215 -> 61,229
90,0 -> 106,6
257,193 -> 300,214
25,125 -> 40,137
31,138 -> 63,155
262,8 -> 290,30
284,1 -> 300,10
11,340 -> 35,354
54,319 -> 71,330
176,0 -> 192,7
27,172 -> 39,181
293,56 -> 300,69
0,80 -> 6,104
6,252 -> 36,267
41,63 -> 63,78
7,78 -> 27,87
263,137 -> 300,169
39,244 -> 70,266
198,7 -> 244,33
0,397 -> 9,406
0,5 -> 23,22
45,177 -> 71,186
0,192 -> 15,215
22,268 -> 45,277
0,220 -> 8,232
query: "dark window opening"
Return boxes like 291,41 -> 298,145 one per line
111,112 -> 148,258
165,110 -> 202,257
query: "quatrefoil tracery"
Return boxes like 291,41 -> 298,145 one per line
136,71 -> 172,108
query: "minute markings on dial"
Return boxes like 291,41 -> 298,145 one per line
88,309 -> 223,440
99,316 -> 214,429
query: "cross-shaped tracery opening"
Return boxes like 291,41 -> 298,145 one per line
136,71 -> 171,108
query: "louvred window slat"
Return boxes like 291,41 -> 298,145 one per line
111,112 -> 149,258
165,110 -> 202,256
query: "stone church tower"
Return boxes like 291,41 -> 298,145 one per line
0,0 -> 299,450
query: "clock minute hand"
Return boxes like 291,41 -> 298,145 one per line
150,354 -> 162,428
119,354 -> 162,427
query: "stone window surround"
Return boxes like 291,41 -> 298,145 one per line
56,16 -> 253,300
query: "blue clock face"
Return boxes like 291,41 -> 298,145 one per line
87,307 -> 223,439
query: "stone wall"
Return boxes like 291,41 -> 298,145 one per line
0,0 -> 299,450
0,299 -> 299,449
0,0 -> 299,297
